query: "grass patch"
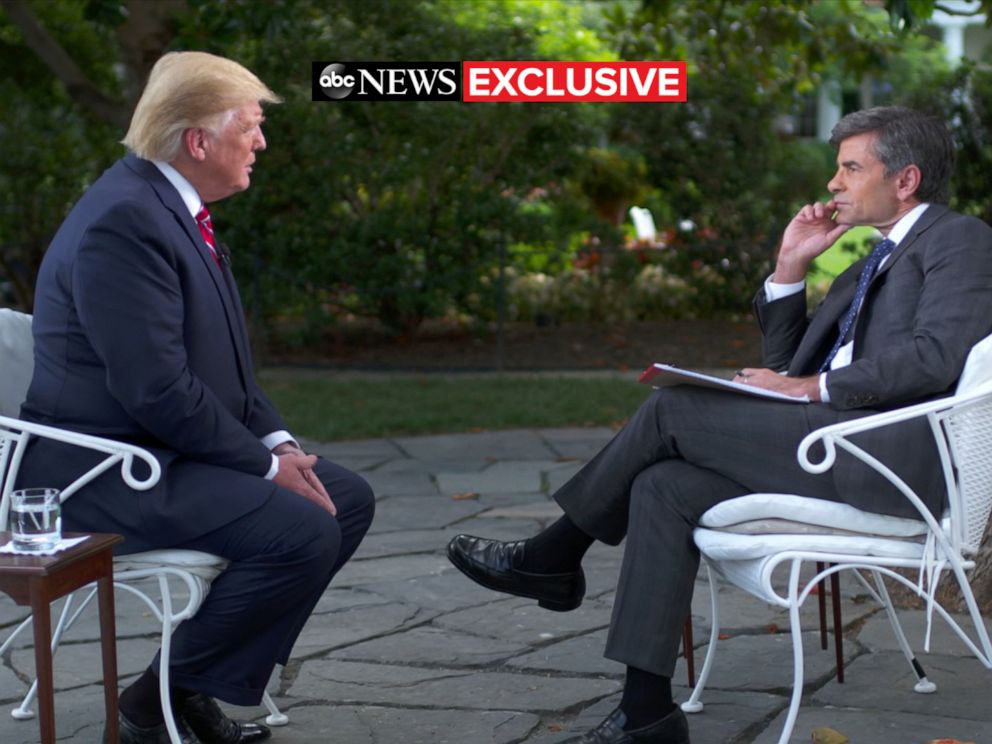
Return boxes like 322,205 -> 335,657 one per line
258,372 -> 652,441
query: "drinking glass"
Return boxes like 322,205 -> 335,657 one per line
9,488 -> 62,551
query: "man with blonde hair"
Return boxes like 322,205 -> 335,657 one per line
19,51 -> 375,743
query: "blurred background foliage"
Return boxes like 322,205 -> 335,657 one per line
2,0 -> 992,344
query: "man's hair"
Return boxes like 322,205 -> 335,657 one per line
122,51 -> 282,162
829,106 -> 954,204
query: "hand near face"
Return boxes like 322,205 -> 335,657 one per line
774,200 -> 853,283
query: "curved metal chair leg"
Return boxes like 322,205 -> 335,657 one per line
682,563 -> 720,714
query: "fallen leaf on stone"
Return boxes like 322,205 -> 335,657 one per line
926,740 -> 976,744
547,724 -> 563,732
810,726 -> 848,744
450,492 -> 480,500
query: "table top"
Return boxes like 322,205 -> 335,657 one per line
0,532 -> 123,576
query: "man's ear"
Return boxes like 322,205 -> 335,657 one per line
895,164 -> 922,201
183,128 -> 209,163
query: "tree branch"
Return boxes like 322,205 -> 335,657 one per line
1,0 -> 129,129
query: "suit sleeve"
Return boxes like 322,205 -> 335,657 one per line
248,385 -> 289,439
71,201 -> 274,475
753,285 -> 810,372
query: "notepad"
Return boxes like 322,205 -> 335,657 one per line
639,363 -> 810,403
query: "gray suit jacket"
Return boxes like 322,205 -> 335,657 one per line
753,204 -> 992,515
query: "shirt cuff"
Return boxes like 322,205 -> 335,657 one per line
819,373 -> 831,403
264,453 -> 279,481
763,275 -> 806,302
261,430 -> 296,450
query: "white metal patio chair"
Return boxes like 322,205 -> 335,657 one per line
0,308 -> 288,744
680,334 -> 992,744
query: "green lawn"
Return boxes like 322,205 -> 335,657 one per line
259,372 -> 653,441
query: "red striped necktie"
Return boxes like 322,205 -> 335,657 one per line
194,205 -> 221,267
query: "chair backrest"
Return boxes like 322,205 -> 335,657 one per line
935,331 -> 992,554
936,394 -> 992,554
0,308 -> 33,417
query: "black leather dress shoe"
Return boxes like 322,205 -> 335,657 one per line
180,693 -> 271,744
446,534 -> 585,611
119,710 -> 202,744
568,707 -> 690,743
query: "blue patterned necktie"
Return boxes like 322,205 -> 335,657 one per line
819,237 -> 896,373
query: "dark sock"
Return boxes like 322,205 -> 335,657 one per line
119,668 -> 164,728
620,666 -> 675,730
518,514 -> 594,573
119,667 -> 198,727
170,685 -> 196,706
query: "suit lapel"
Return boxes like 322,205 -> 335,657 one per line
790,204 -> 947,374
123,156 -> 253,399
874,204 -> 946,280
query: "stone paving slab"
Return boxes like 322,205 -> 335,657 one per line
813,650 -> 992,721
534,427 -> 616,461
367,493 -> 489,532
856,606 -> 992,657
289,601 -> 432,659
752,703 -> 992,744
437,460 -> 560,496
0,683 -> 109,743
288,659 -> 621,712
357,470 -> 438,498
434,596 -> 614,646
328,625 -> 532,667
395,430 -> 559,462
269,704 -> 541,744
2,426 -> 991,743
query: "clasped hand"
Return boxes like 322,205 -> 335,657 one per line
272,443 -> 337,515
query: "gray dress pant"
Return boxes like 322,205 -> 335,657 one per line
552,386 -> 860,677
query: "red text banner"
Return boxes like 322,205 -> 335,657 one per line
462,61 -> 687,103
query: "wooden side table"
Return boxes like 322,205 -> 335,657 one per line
0,532 -> 123,744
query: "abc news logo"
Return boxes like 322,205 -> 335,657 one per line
312,61 -> 686,103
313,62 -> 460,101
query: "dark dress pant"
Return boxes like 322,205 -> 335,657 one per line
161,459 -> 375,704
552,387 -> 855,677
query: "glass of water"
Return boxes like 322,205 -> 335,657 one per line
10,488 -> 62,551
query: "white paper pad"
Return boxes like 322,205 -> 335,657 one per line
639,363 -> 810,403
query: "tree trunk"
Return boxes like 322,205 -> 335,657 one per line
1,0 -> 186,127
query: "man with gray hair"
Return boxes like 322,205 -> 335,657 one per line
19,51 -> 375,743
448,106 -> 992,743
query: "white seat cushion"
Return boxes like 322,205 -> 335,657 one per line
694,527 -> 926,561
699,493 -> 927,538
114,549 -> 228,581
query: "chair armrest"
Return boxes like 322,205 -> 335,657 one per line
797,385 -> 992,474
0,414 -> 160,524
794,385 -> 992,530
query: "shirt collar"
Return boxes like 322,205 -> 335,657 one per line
885,202 -> 930,246
152,160 -> 203,217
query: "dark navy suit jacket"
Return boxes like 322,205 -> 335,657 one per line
21,154 -> 287,551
